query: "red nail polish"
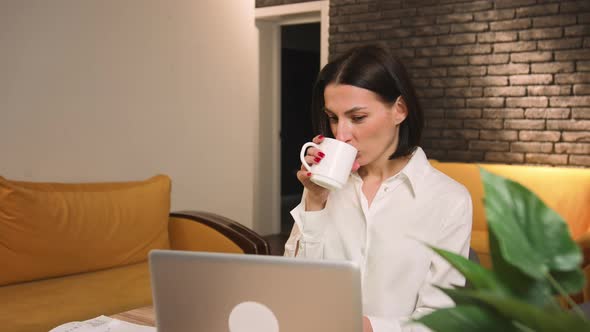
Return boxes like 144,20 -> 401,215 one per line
314,157 -> 321,163
307,172 -> 312,177
318,135 -> 324,140
318,152 -> 325,158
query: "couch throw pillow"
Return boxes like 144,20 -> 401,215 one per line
0,175 -> 171,286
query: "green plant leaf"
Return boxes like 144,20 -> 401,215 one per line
417,169 -> 589,332
441,288 -> 590,332
428,246 -> 510,295
551,269 -> 587,295
438,285 -> 484,307
414,305 -> 520,332
488,230 -> 555,306
480,168 -> 583,280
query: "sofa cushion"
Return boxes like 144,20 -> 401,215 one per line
0,261 -> 152,332
0,175 -> 171,286
430,160 -> 590,268
483,164 -> 590,240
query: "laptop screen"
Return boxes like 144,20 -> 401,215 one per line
149,250 -> 362,332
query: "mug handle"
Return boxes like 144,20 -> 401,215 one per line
300,142 -> 320,172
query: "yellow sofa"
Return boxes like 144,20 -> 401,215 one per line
429,161 -> 590,302
0,175 -> 269,332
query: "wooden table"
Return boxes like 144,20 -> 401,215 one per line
111,306 -> 155,327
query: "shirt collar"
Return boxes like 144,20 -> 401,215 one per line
397,147 -> 429,197
351,146 -> 430,197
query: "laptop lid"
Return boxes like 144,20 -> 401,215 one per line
149,250 -> 362,332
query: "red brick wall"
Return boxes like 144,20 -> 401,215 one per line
329,0 -> 590,167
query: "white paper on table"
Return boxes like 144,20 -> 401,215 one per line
48,315 -> 155,332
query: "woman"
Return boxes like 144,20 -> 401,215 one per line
284,44 -> 473,332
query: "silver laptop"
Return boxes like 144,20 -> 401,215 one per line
149,250 -> 362,332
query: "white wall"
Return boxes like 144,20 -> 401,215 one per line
0,0 -> 262,230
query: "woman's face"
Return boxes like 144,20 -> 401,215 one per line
323,83 -> 407,167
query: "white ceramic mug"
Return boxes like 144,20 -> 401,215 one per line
299,137 -> 358,191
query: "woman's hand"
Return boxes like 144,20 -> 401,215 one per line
296,135 -> 330,211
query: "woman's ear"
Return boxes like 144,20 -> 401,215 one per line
392,96 -> 408,125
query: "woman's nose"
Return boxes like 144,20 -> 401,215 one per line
335,123 -> 353,143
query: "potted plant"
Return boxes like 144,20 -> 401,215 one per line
416,168 -> 590,331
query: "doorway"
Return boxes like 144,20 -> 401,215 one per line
254,1 -> 328,239
280,23 -> 320,234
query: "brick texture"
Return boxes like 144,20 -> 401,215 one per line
329,0 -> 590,167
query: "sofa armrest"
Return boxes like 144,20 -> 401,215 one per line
168,211 -> 270,255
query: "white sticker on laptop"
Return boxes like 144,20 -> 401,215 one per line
228,301 -> 279,332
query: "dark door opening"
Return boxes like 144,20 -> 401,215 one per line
280,23 -> 320,234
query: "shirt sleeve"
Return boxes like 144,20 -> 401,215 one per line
368,191 -> 473,332
283,189 -> 330,259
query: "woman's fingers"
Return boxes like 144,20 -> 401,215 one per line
300,135 -> 326,162
296,167 -> 311,182
296,167 -> 315,187
305,147 -> 317,157
302,146 -> 325,168
304,154 -> 322,166
296,167 -> 324,191
312,134 -> 324,144
306,147 -> 325,158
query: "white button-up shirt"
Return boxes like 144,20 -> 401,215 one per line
285,147 -> 473,332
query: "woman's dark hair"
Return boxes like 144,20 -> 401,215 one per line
310,44 -> 424,159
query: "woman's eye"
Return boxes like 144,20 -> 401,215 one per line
352,116 -> 366,122
327,116 -> 338,123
